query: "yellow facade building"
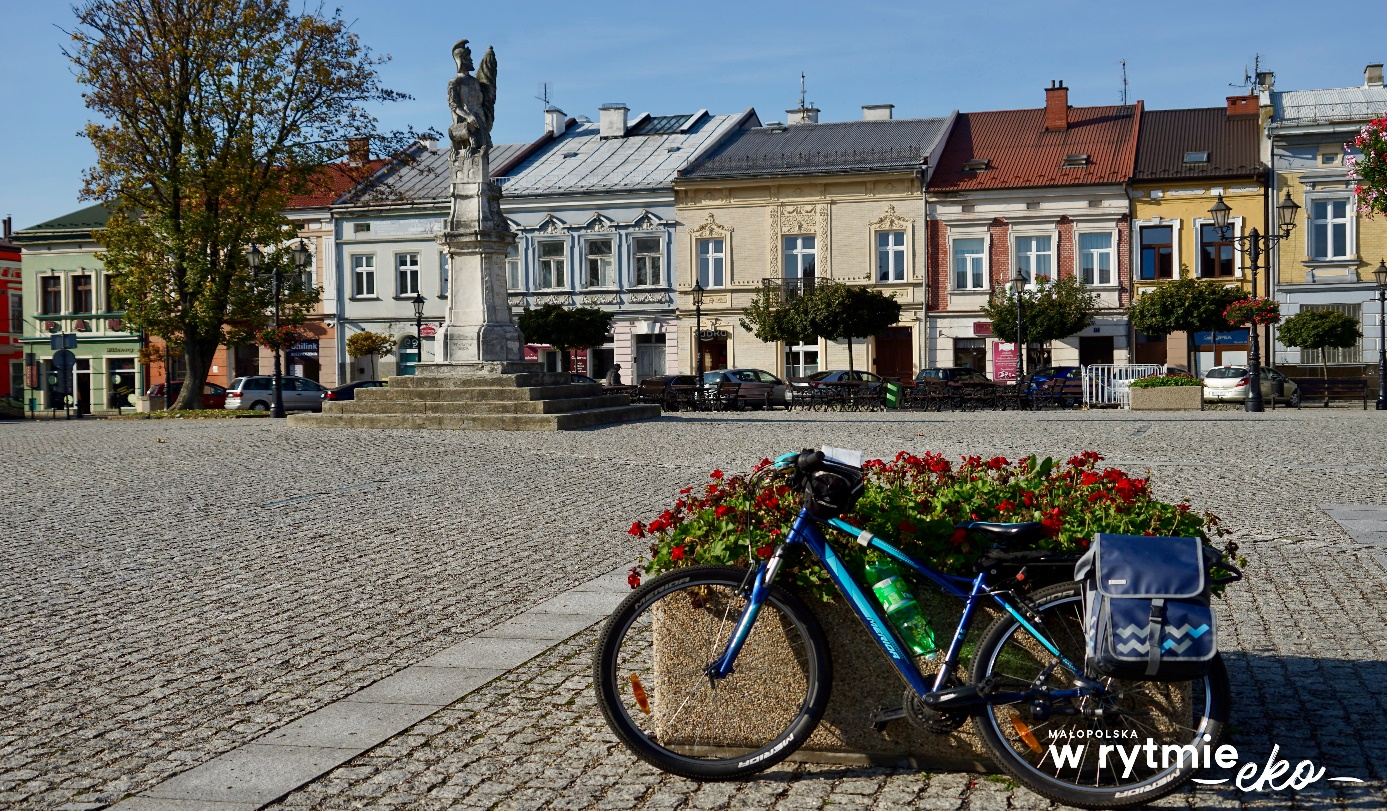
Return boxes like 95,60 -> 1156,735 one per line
671,108 -> 955,381
1128,98 -> 1266,371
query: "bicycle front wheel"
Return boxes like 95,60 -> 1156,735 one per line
593,564 -> 831,780
971,583 -> 1229,809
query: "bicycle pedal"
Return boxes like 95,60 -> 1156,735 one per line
868,706 -> 907,731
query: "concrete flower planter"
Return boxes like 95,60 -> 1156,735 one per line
1130,385 -> 1203,411
653,589 -> 1002,772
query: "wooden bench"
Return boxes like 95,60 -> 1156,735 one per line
1293,377 -> 1369,409
736,382 -> 777,410
631,379 -> 667,405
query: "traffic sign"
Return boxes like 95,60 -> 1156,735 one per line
49,333 -> 78,350
53,349 -> 76,371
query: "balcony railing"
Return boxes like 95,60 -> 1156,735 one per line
761,276 -> 816,302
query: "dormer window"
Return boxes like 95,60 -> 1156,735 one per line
963,158 -> 989,171
1061,153 -> 1090,169
1183,151 -> 1210,165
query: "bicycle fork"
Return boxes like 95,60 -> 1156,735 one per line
705,547 -> 789,680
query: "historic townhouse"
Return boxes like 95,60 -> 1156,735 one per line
12,203 -> 143,414
336,106 -> 749,382
925,83 -> 1140,379
1263,64 -> 1387,374
1129,97 -> 1265,371
1,218 -> 21,403
673,105 -> 955,380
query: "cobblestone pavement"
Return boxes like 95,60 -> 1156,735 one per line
3,410 -> 1387,810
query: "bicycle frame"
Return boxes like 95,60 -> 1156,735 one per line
711,507 -> 1090,707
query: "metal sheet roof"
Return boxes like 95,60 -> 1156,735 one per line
13,203 -> 113,238
347,141 -> 532,205
929,104 -> 1141,191
680,117 -> 951,179
499,112 -> 747,196
1133,107 -> 1261,181
1272,86 -> 1387,126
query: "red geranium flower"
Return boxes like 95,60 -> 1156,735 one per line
988,456 -> 1009,470
627,567 -> 642,589
714,505 -> 733,519
950,527 -> 968,546
670,545 -> 686,561
628,521 -> 645,537
898,519 -> 917,534
710,469 -> 725,480
996,500 -> 1015,513
755,545 -> 774,560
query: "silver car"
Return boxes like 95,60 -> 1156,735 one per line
1203,366 -> 1300,406
225,375 -> 329,412
702,369 -> 789,407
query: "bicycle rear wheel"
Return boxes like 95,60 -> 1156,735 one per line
593,564 -> 831,780
970,583 -> 1229,809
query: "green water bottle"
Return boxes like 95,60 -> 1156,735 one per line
864,558 -> 938,660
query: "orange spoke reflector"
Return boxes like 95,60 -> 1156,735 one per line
629,673 -> 651,714
1011,716 -> 1043,754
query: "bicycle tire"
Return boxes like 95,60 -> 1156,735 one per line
970,582 -> 1229,809
593,564 -> 831,780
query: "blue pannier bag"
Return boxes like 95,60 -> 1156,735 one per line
1075,533 -> 1219,682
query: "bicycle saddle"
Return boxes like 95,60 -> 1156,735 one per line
960,521 -> 1046,546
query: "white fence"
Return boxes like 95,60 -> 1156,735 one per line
1082,364 -> 1163,409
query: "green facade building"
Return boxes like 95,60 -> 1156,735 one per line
13,203 -> 144,414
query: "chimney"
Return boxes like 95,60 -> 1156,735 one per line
418,134 -> 437,151
1256,71 -> 1275,92
1044,80 -> 1069,131
1367,63 -> 1385,87
1226,95 -> 1257,118
346,137 -> 370,166
2,216 -> 10,240
599,103 -> 628,138
546,107 -> 567,136
862,104 -> 894,121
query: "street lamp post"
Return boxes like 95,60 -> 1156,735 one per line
1375,259 -> 1387,411
248,244 -> 287,418
1010,267 -> 1029,382
412,292 -> 427,373
692,279 -> 705,408
1209,191 -> 1299,413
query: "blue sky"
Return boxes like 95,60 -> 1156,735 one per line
2,0 -> 1383,228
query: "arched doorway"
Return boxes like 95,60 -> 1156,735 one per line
398,335 -> 420,376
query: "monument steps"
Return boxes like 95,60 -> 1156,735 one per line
324,393 -> 632,415
355,383 -> 604,403
288,404 -> 660,432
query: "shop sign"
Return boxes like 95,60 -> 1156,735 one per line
992,342 -> 1020,381
287,339 -> 319,357
973,321 -> 994,336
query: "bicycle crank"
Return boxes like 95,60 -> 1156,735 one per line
905,681 -> 968,734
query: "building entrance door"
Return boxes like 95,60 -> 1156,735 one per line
1079,336 -> 1115,367
698,337 -> 727,373
398,336 -> 419,376
74,358 -> 91,414
635,335 -> 666,382
873,327 -> 913,380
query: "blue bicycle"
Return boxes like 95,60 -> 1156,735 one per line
594,449 -> 1230,809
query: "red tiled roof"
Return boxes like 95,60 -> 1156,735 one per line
285,160 -> 390,209
928,102 -> 1142,191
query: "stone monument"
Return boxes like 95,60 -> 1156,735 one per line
289,40 -> 659,431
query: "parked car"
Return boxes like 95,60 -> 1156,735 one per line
569,373 -> 600,385
701,369 -> 790,407
323,380 -> 387,402
914,367 -> 991,384
1025,366 -> 1085,406
224,375 -> 328,412
1202,366 -> 1300,405
794,370 -> 885,389
146,381 -> 228,409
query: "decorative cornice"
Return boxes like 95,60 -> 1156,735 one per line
868,204 -> 912,231
689,213 -> 733,239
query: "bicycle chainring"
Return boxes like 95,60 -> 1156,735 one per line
904,679 -> 968,734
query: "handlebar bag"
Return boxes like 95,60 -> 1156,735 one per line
1074,533 -> 1217,682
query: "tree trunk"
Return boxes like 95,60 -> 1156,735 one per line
172,339 -> 217,410
846,336 -> 854,372
1185,333 -> 1195,375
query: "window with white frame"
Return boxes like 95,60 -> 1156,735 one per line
351,255 -> 376,297
538,241 -> 566,289
396,253 -> 420,296
584,239 -> 615,288
40,276 -> 62,314
876,230 -> 906,282
1308,197 -> 1353,260
951,237 -> 986,290
633,237 -> 662,287
697,238 -> 724,288
504,245 -> 520,290
783,235 -> 816,279
8,292 -> 22,333
1014,235 -> 1052,285
1197,224 -> 1235,278
439,251 -> 450,297
785,342 -> 819,379
1078,232 -> 1115,285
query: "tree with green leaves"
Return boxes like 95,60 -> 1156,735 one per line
981,276 -> 1099,370
739,285 -> 815,346
67,0 -> 413,408
345,331 -> 395,379
517,304 -> 614,372
803,283 -> 902,371
1278,309 -> 1363,404
1127,273 -> 1247,371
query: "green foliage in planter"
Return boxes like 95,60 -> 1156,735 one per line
1129,374 -> 1202,389
632,452 -> 1236,602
